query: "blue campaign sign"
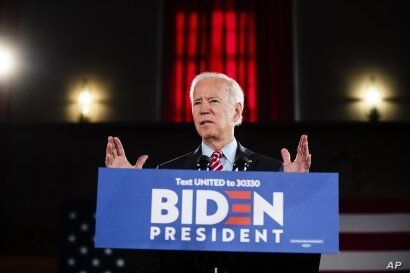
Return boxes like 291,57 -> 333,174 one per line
95,168 -> 338,254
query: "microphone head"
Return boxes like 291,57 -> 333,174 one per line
196,155 -> 211,170
233,155 -> 250,171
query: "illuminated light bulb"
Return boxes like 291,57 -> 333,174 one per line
0,44 -> 16,79
79,90 -> 91,112
78,84 -> 93,121
364,76 -> 381,107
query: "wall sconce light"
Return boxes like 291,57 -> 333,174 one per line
78,79 -> 93,122
364,76 -> 382,122
0,40 -> 17,81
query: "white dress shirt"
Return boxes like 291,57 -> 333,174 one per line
201,139 -> 237,171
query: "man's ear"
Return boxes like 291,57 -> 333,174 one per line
233,103 -> 243,122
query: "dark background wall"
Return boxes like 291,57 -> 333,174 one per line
296,0 -> 410,122
11,0 -> 162,123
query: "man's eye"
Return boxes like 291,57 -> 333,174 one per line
210,100 -> 219,104
194,101 -> 201,105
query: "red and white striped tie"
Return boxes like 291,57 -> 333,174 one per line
210,150 -> 223,171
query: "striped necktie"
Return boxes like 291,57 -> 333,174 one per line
210,150 -> 223,171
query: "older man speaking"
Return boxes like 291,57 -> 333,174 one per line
105,72 -> 320,273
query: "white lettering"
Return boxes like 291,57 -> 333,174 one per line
272,229 -> 283,243
165,227 -> 176,240
150,226 -> 160,240
211,227 -> 217,241
151,189 -> 179,224
253,192 -> 283,226
181,190 -> 193,224
196,227 -> 206,241
196,190 -> 228,225
240,229 -> 250,242
222,228 -> 235,242
181,227 -> 191,241
255,229 -> 267,242
149,226 -> 283,244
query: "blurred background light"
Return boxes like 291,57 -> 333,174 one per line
67,76 -> 110,123
0,40 -> 18,81
363,76 -> 382,122
364,76 -> 382,107
346,69 -> 398,122
78,79 -> 93,121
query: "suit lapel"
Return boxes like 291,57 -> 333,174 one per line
182,145 -> 202,169
235,142 -> 256,170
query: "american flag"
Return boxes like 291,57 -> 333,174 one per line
59,200 -> 128,273
319,198 -> 410,272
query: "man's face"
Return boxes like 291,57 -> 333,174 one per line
192,78 -> 241,143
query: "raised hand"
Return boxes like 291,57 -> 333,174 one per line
281,134 -> 311,172
105,136 -> 148,169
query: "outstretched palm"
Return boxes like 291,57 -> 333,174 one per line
105,136 -> 148,169
281,135 -> 311,173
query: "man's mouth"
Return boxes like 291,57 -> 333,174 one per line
200,120 -> 214,125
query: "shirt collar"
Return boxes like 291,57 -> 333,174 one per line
201,138 -> 237,164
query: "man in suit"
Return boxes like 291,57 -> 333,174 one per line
105,72 -> 319,272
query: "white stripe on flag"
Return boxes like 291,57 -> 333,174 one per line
340,213 -> 410,233
319,251 -> 410,271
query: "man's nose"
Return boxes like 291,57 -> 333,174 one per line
200,101 -> 211,114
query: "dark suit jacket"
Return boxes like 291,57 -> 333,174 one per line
157,142 -> 284,172
133,143 -> 320,273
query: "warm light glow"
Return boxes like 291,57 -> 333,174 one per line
347,70 -> 400,121
0,43 -> 16,79
78,89 -> 92,118
364,77 -> 382,106
67,77 -> 110,122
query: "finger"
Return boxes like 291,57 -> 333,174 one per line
105,153 -> 109,166
134,155 -> 149,169
295,135 -> 303,158
106,153 -> 114,167
110,142 -> 118,157
297,135 -> 303,154
304,135 -> 309,158
298,134 -> 309,160
105,153 -> 113,167
281,148 -> 291,164
114,137 -> 126,156
107,136 -> 116,157
106,136 -> 114,155
294,135 -> 304,161
300,135 -> 308,160
306,154 -> 312,171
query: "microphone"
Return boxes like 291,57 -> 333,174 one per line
196,155 -> 211,170
233,155 -> 250,171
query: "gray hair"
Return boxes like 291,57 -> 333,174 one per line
189,72 -> 244,125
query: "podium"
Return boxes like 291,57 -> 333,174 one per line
95,168 -> 338,256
